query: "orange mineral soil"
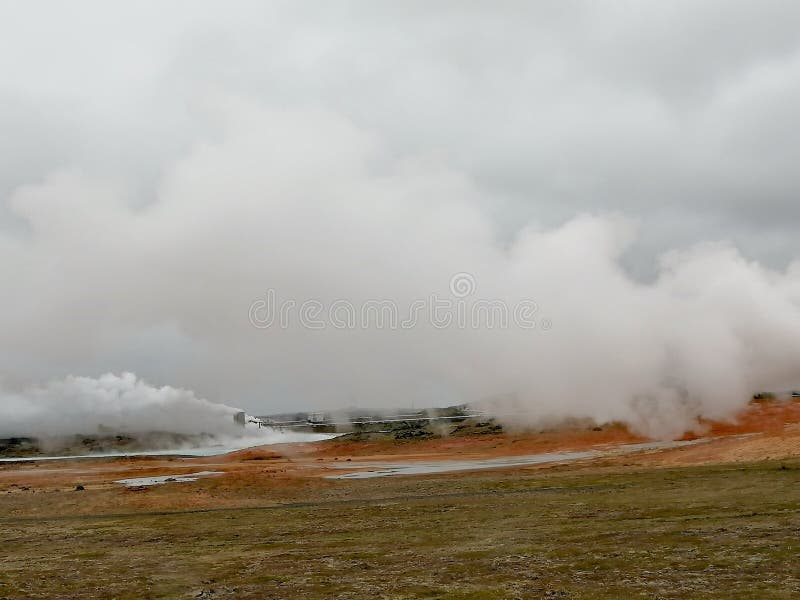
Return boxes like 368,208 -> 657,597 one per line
2,400 -> 800,517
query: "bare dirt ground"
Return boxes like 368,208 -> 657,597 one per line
2,401 -> 800,598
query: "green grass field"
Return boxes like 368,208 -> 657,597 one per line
2,460 -> 800,599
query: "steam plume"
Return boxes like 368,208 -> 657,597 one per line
0,372 -> 241,438
2,101 -> 800,439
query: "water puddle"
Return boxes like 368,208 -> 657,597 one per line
326,439 -> 707,479
114,471 -> 223,487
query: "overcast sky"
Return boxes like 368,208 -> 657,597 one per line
3,1 -> 800,423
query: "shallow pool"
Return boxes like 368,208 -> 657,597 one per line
326,439 -> 706,479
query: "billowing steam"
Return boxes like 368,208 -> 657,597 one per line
0,372 -> 241,438
2,101 -> 800,440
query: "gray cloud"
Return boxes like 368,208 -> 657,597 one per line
2,1 -> 800,437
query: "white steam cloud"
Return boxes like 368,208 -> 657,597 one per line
0,372 -> 241,438
2,99 -> 800,439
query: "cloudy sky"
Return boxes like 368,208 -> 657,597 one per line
2,1 -> 800,432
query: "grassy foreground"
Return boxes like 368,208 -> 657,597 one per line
2,460 -> 800,599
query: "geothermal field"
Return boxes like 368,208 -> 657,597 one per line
5,2 -> 800,598
2,400 -> 800,598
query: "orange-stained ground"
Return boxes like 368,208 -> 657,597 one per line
3,400 -> 800,517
